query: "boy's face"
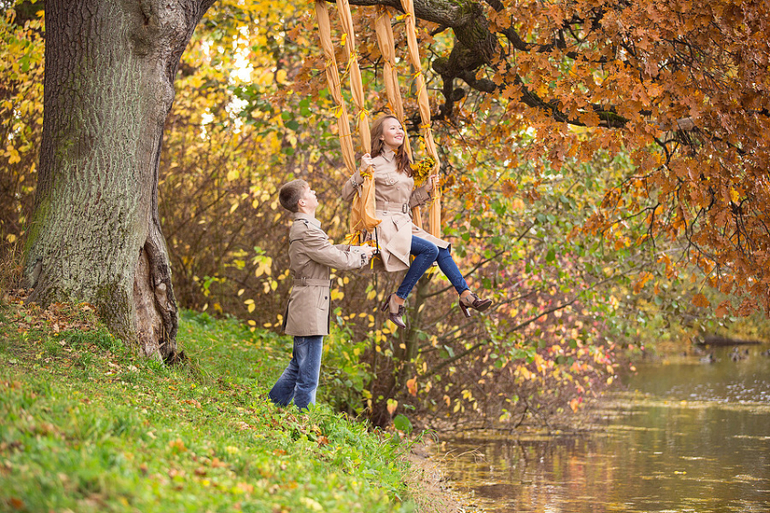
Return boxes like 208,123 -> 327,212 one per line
298,185 -> 318,212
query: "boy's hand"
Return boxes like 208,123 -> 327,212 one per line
352,245 -> 377,265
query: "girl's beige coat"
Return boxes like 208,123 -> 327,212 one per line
342,148 -> 448,272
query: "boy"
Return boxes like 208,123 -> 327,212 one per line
268,179 -> 376,410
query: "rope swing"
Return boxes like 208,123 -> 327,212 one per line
313,0 -> 442,242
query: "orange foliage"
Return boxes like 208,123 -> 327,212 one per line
309,0 -> 770,313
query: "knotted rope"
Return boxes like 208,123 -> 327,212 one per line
313,0 -> 441,238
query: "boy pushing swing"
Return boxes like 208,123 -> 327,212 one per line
268,179 -> 376,410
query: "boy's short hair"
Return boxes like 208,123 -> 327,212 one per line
279,179 -> 308,213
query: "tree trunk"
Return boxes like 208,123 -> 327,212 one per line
367,277 -> 432,427
24,0 -> 215,359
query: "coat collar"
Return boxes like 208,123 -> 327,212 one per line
381,148 -> 395,162
293,212 -> 321,227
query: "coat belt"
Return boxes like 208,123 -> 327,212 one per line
293,278 -> 332,287
377,203 -> 410,215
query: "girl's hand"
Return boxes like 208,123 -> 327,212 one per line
428,174 -> 440,188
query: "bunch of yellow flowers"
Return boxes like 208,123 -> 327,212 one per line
411,156 -> 436,187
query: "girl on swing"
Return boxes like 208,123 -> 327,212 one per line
341,115 -> 492,329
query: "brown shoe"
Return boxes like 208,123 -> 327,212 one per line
459,291 -> 492,317
380,293 -> 406,329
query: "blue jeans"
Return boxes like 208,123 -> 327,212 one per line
268,335 -> 324,410
396,236 -> 469,299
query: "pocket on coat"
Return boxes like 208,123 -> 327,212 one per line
391,214 -> 408,230
317,288 -> 330,334
316,287 -> 328,309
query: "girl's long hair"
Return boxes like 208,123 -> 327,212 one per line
370,115 -> 412,176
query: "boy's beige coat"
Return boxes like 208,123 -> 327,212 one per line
282,213 -> 366,336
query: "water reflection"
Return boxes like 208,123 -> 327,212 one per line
438,345 -> 770,512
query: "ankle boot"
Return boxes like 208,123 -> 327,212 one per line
459,291 -> 492,317
380,293 -> 406,329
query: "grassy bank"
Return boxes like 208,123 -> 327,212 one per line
0,294 -> 419,512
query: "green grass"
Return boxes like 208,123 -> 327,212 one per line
0,299 -> 417,512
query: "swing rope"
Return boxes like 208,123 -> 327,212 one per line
313,0 -> 441,239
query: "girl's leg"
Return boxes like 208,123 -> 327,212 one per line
435,245 -> 493,316
436,246 -> 470,295
396,236 -> 439,299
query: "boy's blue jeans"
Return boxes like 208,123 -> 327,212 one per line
396,236 -> 469,299
268,335 -> 324,410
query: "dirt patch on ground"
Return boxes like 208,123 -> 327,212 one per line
404,441 -> 487,513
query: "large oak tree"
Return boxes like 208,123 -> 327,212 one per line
25,0 -> 215,359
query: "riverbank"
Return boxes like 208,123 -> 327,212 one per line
0,293 -> 471,512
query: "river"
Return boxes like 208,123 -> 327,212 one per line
436,345 -> 770,512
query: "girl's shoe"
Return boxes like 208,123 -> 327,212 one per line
459,292 -> 492,317
381,293 -> 406,329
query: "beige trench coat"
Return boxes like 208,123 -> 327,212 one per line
282,213 -> 368,336
341,148 -> 449,272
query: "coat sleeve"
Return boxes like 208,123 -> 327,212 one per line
341,167 -> 365,203
409,182 -> 432,208
301,229 -> 365,270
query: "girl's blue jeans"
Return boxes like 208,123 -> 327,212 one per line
396,236 -> 469,299
268,335 -> 324,410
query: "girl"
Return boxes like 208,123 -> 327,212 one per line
341,115 -> 492,328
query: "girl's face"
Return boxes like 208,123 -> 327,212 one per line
379,118 -> 405,150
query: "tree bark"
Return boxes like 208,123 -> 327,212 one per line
25,0 -> 215,359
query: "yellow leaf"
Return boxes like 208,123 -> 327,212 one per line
386,398 -> 398,416
300,498 -> 323,512
7,147 -> 20,164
